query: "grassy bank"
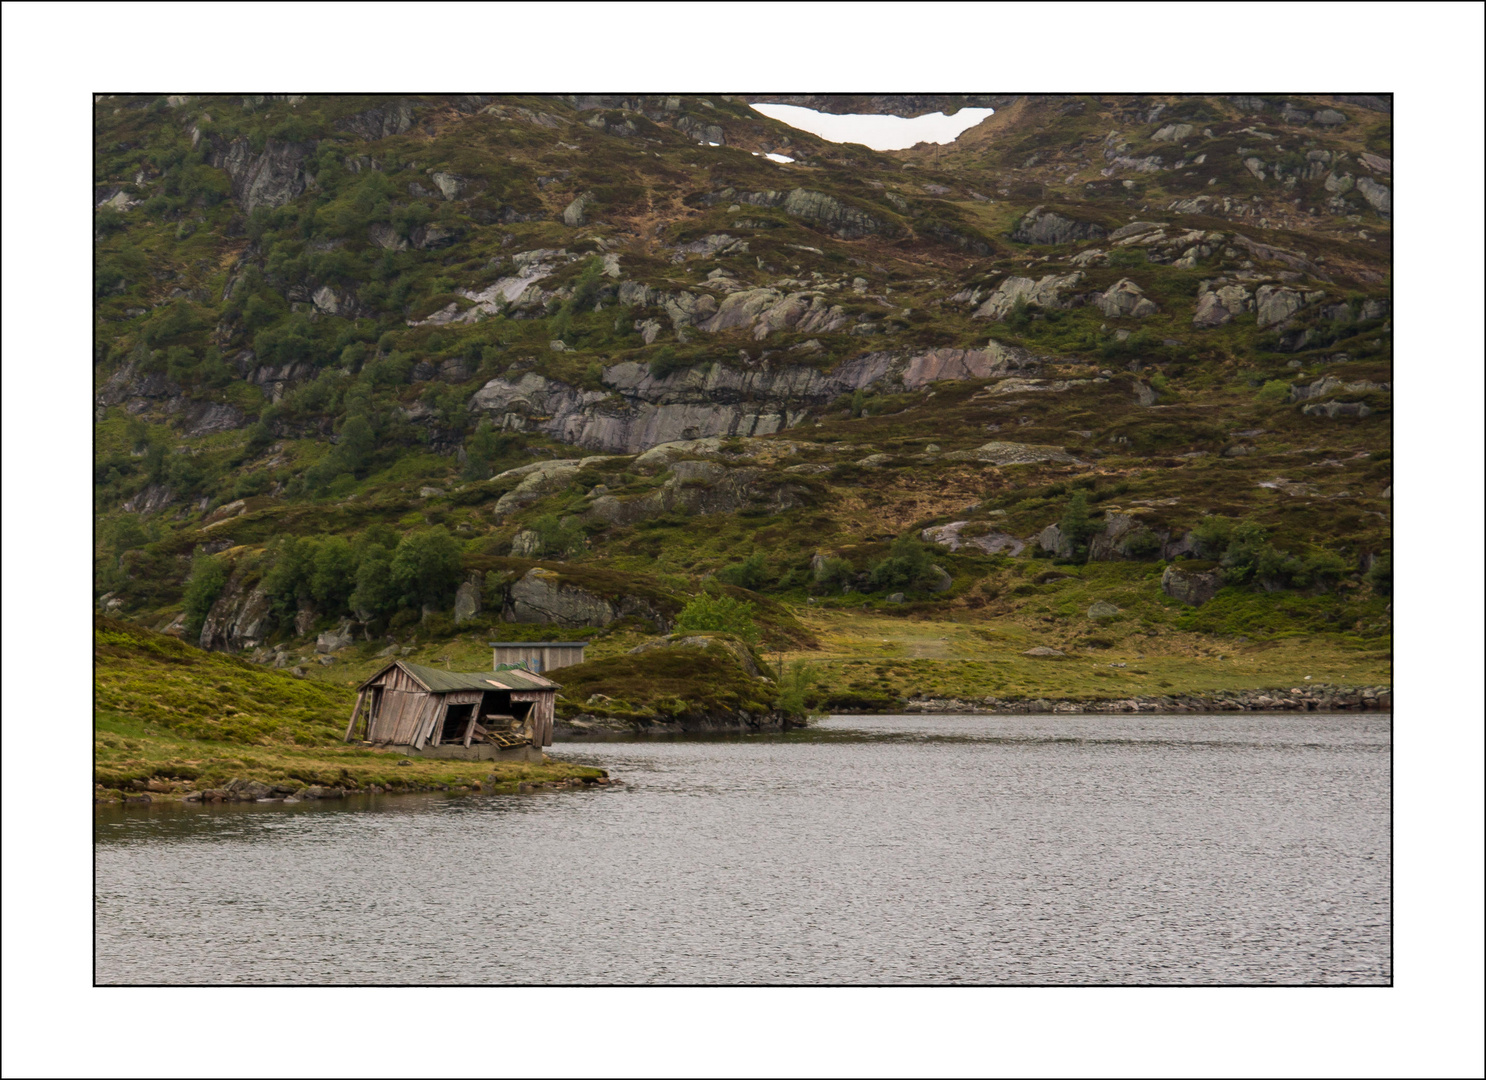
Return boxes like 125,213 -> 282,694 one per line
94,617 -> 603,802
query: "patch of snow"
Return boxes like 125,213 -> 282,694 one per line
749,103 -> 995,151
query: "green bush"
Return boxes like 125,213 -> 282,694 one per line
1059,493 -> 1101,559
675,594 -> 760,644
1255,379 -> 1291,404
1366,553 -> 1391,597
182,553 -> 228,640
718,553 -> 769,591
812,556 -> 855,593
867,537 -> 936,591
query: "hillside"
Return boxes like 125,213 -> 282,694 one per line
93,93 -> 1392,711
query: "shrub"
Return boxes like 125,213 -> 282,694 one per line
1366,553 -> 1391,596
1255,379 -> 1291,404
389,527 -> 462,609
812,556 -> 855,593
775,659 -> 824,720
531,514 -> 586,558
1059,493 -> 1101,559
867,536 -> 936,591
718,553 -> 769,591
182,553 -> 228,641
675,594 -> 760,644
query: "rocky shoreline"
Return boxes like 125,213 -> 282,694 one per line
900,684 -> 1391,715
97,773 -> 615,806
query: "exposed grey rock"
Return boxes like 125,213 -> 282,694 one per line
1010,205 -> 1107,245
1256,285 -> 1308,327
315,620 -> 355,654
945,441 -> 1079,466
122,483 -> 176,515
1356,176 -> 1391,215
335,100 -> 414,140
921,521 -> 1026,556
507,568 -> 671,631
1087,601 -> 1121,620
430,172 -> 465,200
927,565 -> 954,593
562,190 -> 596,226
510,529 -> 543,557
972,272 -> 1085,319
1289,376 -> 1390,402
209,137 -> 314,214
1324,171 -> 1355,194
454,574 -> 483,624
1023,646 -> 1066,658
1107,221 -> 1166,241
1094,278 -> 1158,318
200,582 -> 273,653
1192,281 -> 1254,327
469,343 -> 1042,454
1151,123 -> 1194,142
1036,523 -> 1073,559
223,779 -> 275,802
587,460 -> 811,526
1161,564 -> 1221,606
1301,400 -> 1373,419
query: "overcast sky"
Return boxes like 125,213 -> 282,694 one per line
748,103 -> 995,151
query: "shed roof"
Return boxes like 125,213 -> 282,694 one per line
360,660 -> 557,693
489,641 -> 589,648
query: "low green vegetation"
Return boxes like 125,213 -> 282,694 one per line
94,617 -> 600,800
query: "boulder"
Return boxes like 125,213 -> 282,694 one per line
299,786 -> 345,800
1094,278 -> 1158,318
1161,564 -> 1221,606
223,778 -> 275,802
511,529 -> 543,557
945,441 -> 1079,466
1036,523 -> 1074,559
972,272 -> 1085,320
509,568 -> 618,627
1356,176 -> 1391,215
920,521 -> 1025,556
1256,285 -> 1307,328
927,566 -> 954,593
315,620 -> 355,654
453,575 -> 482,624
1023,646 -> 1067,659
1151,123 -> 1194,142
1087,601 -> 1121,621
1010,206 -> 1107,245
562,191 -> 596,226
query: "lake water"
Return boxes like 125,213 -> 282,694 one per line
95,713 -> 1391,985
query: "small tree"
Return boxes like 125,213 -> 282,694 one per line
775,659 -> 824,720
812,556 -> 856,594
674,594 -> 760,644
1058,493 -> 1100,560
390,526 -> 463,610
183,553 -> 228,641
867,536 -> 936,591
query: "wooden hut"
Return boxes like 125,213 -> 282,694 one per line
345,661 -> 558,761
490,640 -> 587,674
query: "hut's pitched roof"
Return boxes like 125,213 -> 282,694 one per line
360,659 -> 557,693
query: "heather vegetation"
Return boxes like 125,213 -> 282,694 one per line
93,92 -> 1391,742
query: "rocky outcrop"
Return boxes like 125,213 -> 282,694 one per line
1256,284 -> 1325,328
1356,176 -> 1391,215
1009,206 -> 1107,245
1289,376 -> 1390,402
122,484 -> 175,515
200,581 -> 273,652
507,568 -> 672,631
705,187 -> 893,239
587,460 -> 813,526
469,343 -> 1042,454
1193,281 -> 1254,327
453,573 -> 483,624
1161,563 -> 1221,606
1302,400 -> 1373,419
1094,278 -> 1158,318
335,100 -> 415,140
490,456 -> 616,517
972,272 -> 1085,319
562,190 -> 595,226
920,521 -> 1025,556
315,620 -> 355,653
944,441 -> 1079,466
208,137 -> 314,214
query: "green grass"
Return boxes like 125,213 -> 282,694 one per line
94,616 -> 601,800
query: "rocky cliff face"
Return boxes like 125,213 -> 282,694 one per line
469,342 -> 1041,453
